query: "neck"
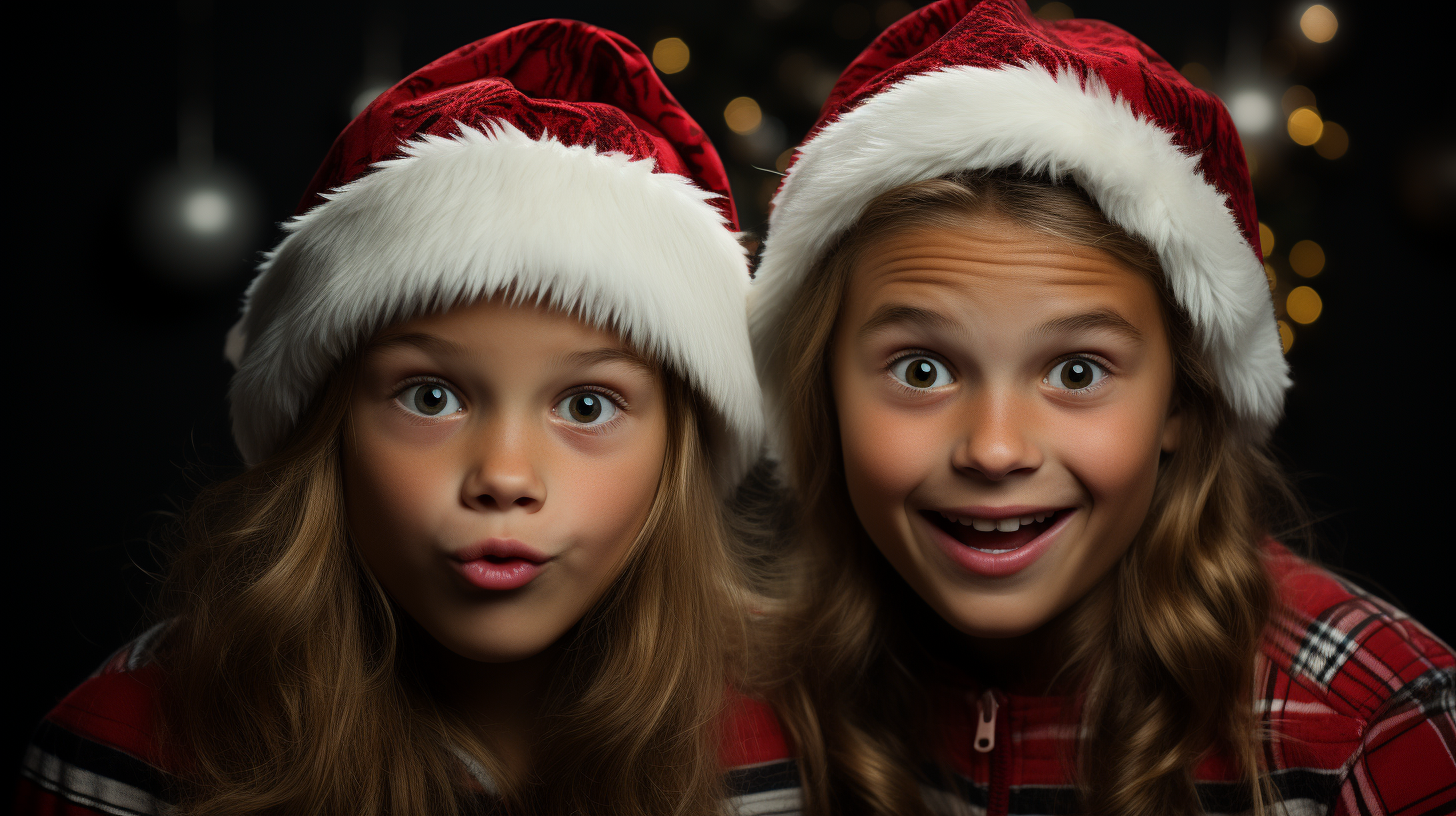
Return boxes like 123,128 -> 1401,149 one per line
907,590 -> 1079,696
412,626 -> 566,781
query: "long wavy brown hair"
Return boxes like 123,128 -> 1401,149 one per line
154,343 -> 750,815
756,170 -> 1298,815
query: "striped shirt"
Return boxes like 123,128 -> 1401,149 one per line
15,623 -> 799,816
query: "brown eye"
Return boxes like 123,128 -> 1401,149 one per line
892,355 -> 951,389
401,383 -> 461,417
556,392 -> 619,426
1050,358 -> 1105,391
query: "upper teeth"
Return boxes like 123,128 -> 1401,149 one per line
939,511 -> 1053,532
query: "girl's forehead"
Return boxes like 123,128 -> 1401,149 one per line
843,222 -> 1163,330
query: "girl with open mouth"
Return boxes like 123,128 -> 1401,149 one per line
748,1 -> 1456,813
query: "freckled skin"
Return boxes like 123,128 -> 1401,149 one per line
344,298 -> 667,665
829,214 -> 1182,645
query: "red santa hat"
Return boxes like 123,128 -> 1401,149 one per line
226,19 -> 762,485
752,0 -> 1288,436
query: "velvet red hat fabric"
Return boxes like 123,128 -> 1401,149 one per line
227,20 -> 761,485
298,19 -> 737,227
751,0 -> 1288,437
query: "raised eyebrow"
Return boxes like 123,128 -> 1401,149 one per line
1034,310 -> 1144,344
365,331 -> 470,358
856,304 -> 960,340
557,347 -> 657,375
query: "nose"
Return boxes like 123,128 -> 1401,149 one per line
461,421 -> 545,512
951,391 -> 1042,481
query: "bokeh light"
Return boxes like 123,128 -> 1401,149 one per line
350,84 -> 391,118
1315,121 -> 1349,159
1259,222 -> 1275,257
1278,320 -> 1295,353
875,0 -> 912,29
1035,2 -> 1074,20
1264,262 -> 1277,291
652,38 -> 690,74
1229,90 -> 1276,136
135,165 -> 260,286
1179,62 -> 1212,88
724,96 -> 763,135
775,147 -> 795,174
1287,107 -> 1324,146
1286,286 -> 1323,324
1299,5 -> 1338,43
1289,240 -> 1326,277
1281,85 -> 1316,115
182,189 -> 231,234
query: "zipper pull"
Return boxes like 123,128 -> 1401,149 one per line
974,689 -> 998,753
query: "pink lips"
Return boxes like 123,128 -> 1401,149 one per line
925,509 -> 1075,578
450,538 -> 550,591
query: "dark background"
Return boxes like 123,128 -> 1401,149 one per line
13,0 -> 1451,781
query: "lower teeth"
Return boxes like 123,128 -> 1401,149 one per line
971,547 -> 1016,554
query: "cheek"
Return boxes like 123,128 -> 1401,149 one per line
833,370 -> 938,526
555,435 -> 667,561
344,435 -> 453,570
1056,402 -> 1166,528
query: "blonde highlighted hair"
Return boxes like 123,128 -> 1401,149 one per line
758,171 -> 1295,815
155,348 -> 749,815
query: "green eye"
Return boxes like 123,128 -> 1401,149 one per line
400,383 -> 461,417
1048,358 -> 1105,391
891,355 -> 952,389
556,392 -> 619,426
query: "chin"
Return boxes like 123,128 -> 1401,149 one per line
444,637 -> 553,664
939,596 -> 1055,640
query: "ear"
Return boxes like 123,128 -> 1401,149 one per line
1160,405 -> 1183,453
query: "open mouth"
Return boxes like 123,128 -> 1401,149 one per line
922,509 -> 1069,554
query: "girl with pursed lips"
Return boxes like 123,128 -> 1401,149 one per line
19,20 -> 793,816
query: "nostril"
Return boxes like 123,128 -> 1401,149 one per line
513,496 -> 534,507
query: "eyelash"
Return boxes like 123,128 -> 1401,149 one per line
880,351 -> 1118,397
884,349 -> 955,395
554,386 -> 630,434
390,376 -> 466,422
389,378 -> 635,434
1044,353 -> 1116,397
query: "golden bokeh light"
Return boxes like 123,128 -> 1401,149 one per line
1264,262 -> 1277,292
1180,62 -> 1212,88
652,38 -> 690,75
775,147 -> 795,174
876,0 -> 912,29
1281,85 -> 1316,115
724,97 -> 763,135
1315,121 -> 1349,159
1286,286 -> 1323,324
1289,240 -> 1325,277
1278,320 -> 1295,353
1287,107 -> 1324,146
1259,222 -> 1275,257
1300,4 -> 1338,43
1035,2 -> 1074,20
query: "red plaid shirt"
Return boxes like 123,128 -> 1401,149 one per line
915,543 -> 1456,815
18,545 -> 1452,815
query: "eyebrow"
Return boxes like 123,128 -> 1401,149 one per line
1034,309 -> 1144,344
857,304 -> 961,340
558,347 -> 657,374
365,331 -> 470,358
